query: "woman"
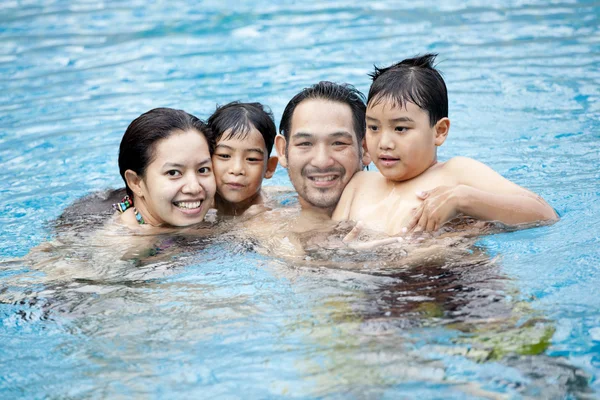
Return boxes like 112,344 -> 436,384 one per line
115,107 -> 216,229
3,108 -> 218,308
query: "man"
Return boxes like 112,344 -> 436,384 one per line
275,81 -> 370,217
242,81 -> 391,256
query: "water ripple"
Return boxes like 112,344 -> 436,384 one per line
1,0 -> 599,398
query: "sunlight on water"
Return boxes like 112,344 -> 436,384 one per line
1,0 -> 599,398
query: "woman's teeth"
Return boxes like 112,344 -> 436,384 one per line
174,201 -> 201,209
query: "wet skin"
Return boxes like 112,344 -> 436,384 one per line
125,129 -> 216,227
212,127 -> 277,215
275,98 -> 368,215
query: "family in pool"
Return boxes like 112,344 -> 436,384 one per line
112,54 -> 558,247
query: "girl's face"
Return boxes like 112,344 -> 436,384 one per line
132,130 -> 216,227
212,127 -> 273,205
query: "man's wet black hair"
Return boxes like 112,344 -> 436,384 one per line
368,53 -> 447,127
118,107 -> 212,198
207,101 -> 277,155
279,81 -> 366,144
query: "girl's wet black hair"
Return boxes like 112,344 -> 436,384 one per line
118,107 -> 213,198
207,102 -> 276,155
368,53 -> 448,127
279,81 -> 366,144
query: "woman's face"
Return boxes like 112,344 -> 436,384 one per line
134,129 -> 216,227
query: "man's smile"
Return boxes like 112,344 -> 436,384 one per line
303,167 -> 344,188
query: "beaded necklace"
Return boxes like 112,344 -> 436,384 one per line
113,195 -> 145,225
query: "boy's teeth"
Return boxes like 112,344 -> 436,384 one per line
312,176 -> 336,182
174,201 -> 201,209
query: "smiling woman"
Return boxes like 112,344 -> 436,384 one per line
117,108 -> 217,229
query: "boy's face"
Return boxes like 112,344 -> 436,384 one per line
212,127 -> 275,205
276,99 -> 365,212
366,100 -> 449,181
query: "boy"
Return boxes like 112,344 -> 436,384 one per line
333,54 -> 558,235
207,102 -> 279,216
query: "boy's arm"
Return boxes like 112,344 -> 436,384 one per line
331,171 -> 363,221
408,157 -> 558,231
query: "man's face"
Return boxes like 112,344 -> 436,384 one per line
276,99 -> 363,213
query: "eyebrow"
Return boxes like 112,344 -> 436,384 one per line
163,158 -> 211,169
215,143 -> 265,155
292,131 -> 354,140
366,116 -> 415,123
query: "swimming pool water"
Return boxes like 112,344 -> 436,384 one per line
1,0 -> 599,398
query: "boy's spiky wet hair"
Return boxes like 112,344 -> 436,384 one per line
367,53 -> 448,127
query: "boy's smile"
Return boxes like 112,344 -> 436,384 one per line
366,100 -> 448,182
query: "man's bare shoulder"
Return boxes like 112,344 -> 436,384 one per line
243,207 -> 298,232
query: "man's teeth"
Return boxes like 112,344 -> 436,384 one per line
174,201 -> 201,209
311,176 -> 336,182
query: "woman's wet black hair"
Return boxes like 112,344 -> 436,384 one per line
279,81 -> 366,144
207,102 -> 276,155
368,53 -> 448,127
118,107 -> 213,198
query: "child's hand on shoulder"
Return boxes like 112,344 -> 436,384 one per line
405,185 -> 467,232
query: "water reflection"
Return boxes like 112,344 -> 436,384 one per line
0,192 -> 588,398
1,219 -> 593,398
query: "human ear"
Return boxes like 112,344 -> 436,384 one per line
360,138 -> 371,167
124,169 -> 144,199
264,156 -> 278,179
274,135 -> 288,168
434,118 -> 450,146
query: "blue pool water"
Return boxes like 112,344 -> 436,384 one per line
1,0 -> 599,398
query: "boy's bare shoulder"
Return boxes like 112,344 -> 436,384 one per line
351,170 -> 388,187
435,157 -> 488,179
333,171 -> 385,221
443,156 -> 484,171
442,156 -> 509,184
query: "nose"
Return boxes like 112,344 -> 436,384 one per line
182,173 -> 204,195
310,143 -> 335,169
229,156 -> 245,176
378,129 -> 395,151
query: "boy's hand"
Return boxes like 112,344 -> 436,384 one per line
406,186 -> 463,232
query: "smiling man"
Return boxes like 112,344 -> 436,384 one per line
237,82 -> 372,257
275,81 -> 370,217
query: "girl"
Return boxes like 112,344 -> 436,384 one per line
207,102 -> 278,216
